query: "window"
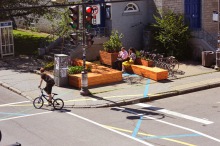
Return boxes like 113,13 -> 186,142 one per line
106,5 -> 111,19
124,3 -> 139,13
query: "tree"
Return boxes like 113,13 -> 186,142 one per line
152,10 -> 191,59
0,0 -> 56,27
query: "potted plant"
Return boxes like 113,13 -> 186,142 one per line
100,30 -> 123,66
135,50 -> 153,67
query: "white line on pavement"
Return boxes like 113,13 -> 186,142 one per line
66,112 -> 154,146
0,111 -> 52,122
0,101 -> 30,107
136,103 -> 214,125
114,107 -> 220,143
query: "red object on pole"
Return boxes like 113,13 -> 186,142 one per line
86,7 -> 92,14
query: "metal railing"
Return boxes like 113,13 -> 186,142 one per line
191,28 -> 217,50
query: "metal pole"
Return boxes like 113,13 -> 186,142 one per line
80,3 -> 91,96
215,0 -> 220,69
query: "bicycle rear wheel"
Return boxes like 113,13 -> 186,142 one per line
53,98 -> 64,110
33,97 -> 44,109
170,59 -> 179,71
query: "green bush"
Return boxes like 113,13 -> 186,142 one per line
44,62 -> 54,70
103,30 -> 123,53
68,66 -> 91,74
13,29 -> 50,55
152,10 -> 191,60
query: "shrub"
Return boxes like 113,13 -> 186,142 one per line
103,30 -> 123,53
13,29 -> 50,55
68,66 -> 91,74
152,9 -> 191,60
44,62 -> 54,70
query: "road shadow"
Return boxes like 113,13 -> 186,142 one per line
0,55 -> 47,73
111,107 -> 166,120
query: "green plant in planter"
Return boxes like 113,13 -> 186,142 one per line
139,50 -> 152,61
44,62 -> 54,70
103,30 -> 123,53
68,66 -> 91,74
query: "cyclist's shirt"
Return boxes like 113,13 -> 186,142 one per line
41,73 -> 55,85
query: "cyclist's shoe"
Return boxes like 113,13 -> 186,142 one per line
46,101 -> 52,107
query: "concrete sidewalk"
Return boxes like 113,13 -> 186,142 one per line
0,57 -> 219,108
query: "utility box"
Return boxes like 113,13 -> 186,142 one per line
54,54 -> 69,87
202,51 -> 215,67
216,49 -> 220,68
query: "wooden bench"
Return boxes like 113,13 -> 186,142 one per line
130,65 -> 168,81
69,59 -> 122,88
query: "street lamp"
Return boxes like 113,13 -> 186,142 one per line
80,3 -> 91,96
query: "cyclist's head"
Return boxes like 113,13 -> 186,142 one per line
40,67 -> 45,73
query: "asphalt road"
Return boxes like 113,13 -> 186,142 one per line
0,86 -> 220,146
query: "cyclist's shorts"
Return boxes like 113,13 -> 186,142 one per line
44,83 -> 54,94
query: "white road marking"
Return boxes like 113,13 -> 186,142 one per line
0,111 -> 52,122
114,107 -> 220,143
0,101 -> 30,107
136,103 -> 213,125
66,112 -> 154,146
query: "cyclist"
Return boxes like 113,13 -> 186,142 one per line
38,68 -> 55,106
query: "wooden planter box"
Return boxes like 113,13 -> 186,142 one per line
69,71 -> 122,88
99,50 -> 118,66
135,58 -> 153,67
69,59 -> 122,88
131,65 -> 168,81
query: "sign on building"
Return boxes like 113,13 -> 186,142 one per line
92,4 -> 101,25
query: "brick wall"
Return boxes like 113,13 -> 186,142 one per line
153,0 -> 218,37
153,0 -> 183,13
203,0 -> 218,35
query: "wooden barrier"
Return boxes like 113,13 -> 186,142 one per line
69,59 -> 122,88
131,65 -> 168,81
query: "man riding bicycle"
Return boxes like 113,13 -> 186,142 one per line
38,68 -> 55,106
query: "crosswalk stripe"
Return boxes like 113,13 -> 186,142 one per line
136,103 -> 213,125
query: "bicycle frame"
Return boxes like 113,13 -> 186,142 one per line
39,88 -> 54,102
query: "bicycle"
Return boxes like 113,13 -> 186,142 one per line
165,56 -> 179,71
33,88 -> 64,110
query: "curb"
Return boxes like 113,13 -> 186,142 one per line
94,81 -> 220,108
1,71 -> 220,108
0,81 -> 33,101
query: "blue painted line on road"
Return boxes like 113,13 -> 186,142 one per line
143,79 -> 150,98
139,133 -> 201,140
0,112 -> 27,116
132,116 -> 143,137
131,79 -> 150,137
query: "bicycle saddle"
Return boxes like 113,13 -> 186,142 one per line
53,93 -> 58,95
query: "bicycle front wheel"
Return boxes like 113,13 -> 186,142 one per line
33,97 -> 44,109
53,98 -> 64,110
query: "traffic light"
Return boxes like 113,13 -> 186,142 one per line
87,0 -> 94,3
85,6 -> 93,29
70,32 -> 78,46
69,6 -> 79,29
86,33 -> 94,47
